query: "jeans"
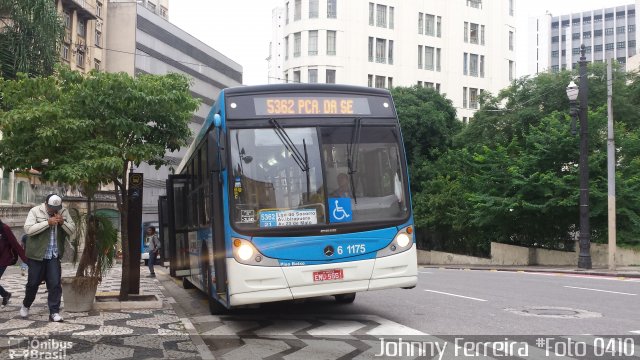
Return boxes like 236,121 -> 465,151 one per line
0,266 -> 8,298
23,258 -> 62,314
148,250 -> 157,274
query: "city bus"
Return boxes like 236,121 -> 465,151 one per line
165,84 -> 417,314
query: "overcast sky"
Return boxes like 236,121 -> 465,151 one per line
170,0 -> 633,85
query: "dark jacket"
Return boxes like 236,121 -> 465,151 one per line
0,221 -> 28,267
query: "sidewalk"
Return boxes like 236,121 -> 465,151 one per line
422,264 -> 640,278
0,262 -> 205,359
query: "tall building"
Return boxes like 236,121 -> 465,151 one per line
56,0 -> 107,73
528,2 -> 638,74
267,0 -> 517,122
107,1 -> 243,222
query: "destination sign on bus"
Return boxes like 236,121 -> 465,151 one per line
254,96 -> 371,116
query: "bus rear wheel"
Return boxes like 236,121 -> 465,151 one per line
334,293 -> 356,304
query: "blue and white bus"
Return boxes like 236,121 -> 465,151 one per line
166,84 -> 417,314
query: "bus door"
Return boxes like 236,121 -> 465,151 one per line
157,195 -> 168,264
208,129 -> 228,298
166,174 -> 190,277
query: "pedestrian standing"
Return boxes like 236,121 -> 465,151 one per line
0,218 -> 28,307
22,194 -> 75,322
145,226 -> 160,277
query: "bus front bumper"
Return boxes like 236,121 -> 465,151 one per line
227,245 -> 418,306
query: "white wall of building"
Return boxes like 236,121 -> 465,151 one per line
268,0 -> 517,121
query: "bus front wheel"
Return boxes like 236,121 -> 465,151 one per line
334,293 -> 356,304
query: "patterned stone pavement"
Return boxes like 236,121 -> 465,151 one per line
0,263 -> 201,359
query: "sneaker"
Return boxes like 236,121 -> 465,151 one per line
20,306 -> 29,318
148,273 -> 156,277
49,313 -> 63,322
1,293 -> 10,306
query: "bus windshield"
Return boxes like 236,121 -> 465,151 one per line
229,125 -> 408,231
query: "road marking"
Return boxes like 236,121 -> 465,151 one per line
424,289 -> 488,302
564,286 -> 637,296
419,271 -> 433,274
630,330 -> 640,334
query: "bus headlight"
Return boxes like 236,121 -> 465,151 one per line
396,233 -> 410,248
232,238 -> 280,266
376,226 -> 414,258
237,244 -> 254,261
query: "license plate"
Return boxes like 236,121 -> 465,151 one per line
313,269 -> 344,282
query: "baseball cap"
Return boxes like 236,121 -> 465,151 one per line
46,194 -> 63,211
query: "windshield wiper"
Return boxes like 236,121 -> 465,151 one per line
347,118 -> 362,204
269,119 -> 311,201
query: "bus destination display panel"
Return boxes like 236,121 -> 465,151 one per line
254,96 -> 371,116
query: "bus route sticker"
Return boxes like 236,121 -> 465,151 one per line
329,197 -> 352,223
240,209 -> 255,223
259,209 -> 317,227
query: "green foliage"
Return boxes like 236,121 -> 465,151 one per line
0,0 -> 64,79
69,210 -> 118,280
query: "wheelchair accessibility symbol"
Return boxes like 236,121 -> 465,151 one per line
329,197 -> 352,223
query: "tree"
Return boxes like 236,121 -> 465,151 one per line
0,0 -> 64,79
0,68 -> 200,299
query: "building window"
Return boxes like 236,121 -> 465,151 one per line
285,35 -> 289,59
572,32 -> 580,40
375,75 -> 385,88
375,38 -> 386,63
94,59 -> 101,71
308,69 -> 318,83
572,18 -> 580,26
464,22 -> 468,42
327,30 -> 336,55
481,25 -> 485,45
436,48 -> 441,72
551,65 -> 559,72
466,0 -> 482,9
617,26 -> 625,34
285,2 -> 289,24
594,15 -> 602,23
594,44 -> 603,52
572,47 -> 580,55
594,29 -> 602,37
562,20 -> 569,27
160,6 -> 167,18
425,14 -> 435,36
293,70 -> 301,83
326,69 -> 336,83
376,4 -> 387,28
463,52 -> 468,75
617,11 -> 625,19
294,0 -> 301,21
63,11 -> 71,28
629,40 -> 636,49
617,41 -> 625,49
552,21 -> 559,29
327,0 -> 337,18
605,43 -> 614,50
509,61 -> 514,81
469,54 -> 478,76
470,23 -> 479,44
630,24 -> 636,32
509,0 -> 514,16
436,16 -> 442,37
425,46 -> 434,70
583,16 -> 591,24
463,87 -> 467,108
479,55 -> 484,77
293,32 -> 301,57
369,3 -> 374,26
469,88 -> 478,109
95,30 -> 102,47
388,40 -> 394,65
551,36 -> 559,43
146,1 -> 156,12
309,0 -> 319,18
368,74 -> 373,87
97,1 -> 102,18
605,28 -> 614,35
76,51 -> 85,68
387,77 -> 393,89
583,31 -> 591,39
389,7 -> 394,29
62,44 -> 70,61
418,45 -> 423,68
368,37 -> 374,62
551,50 -> 559,57
418,13 -> 423,34
509,31 -> 514,50
77,20 -> 86,37
308,30 -> 318,55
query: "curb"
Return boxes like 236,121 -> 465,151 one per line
422,266 -> 640,279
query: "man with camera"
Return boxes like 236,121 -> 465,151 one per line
22,194 -> 75,322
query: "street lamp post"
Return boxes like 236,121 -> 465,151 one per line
566,44 -> 592,269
